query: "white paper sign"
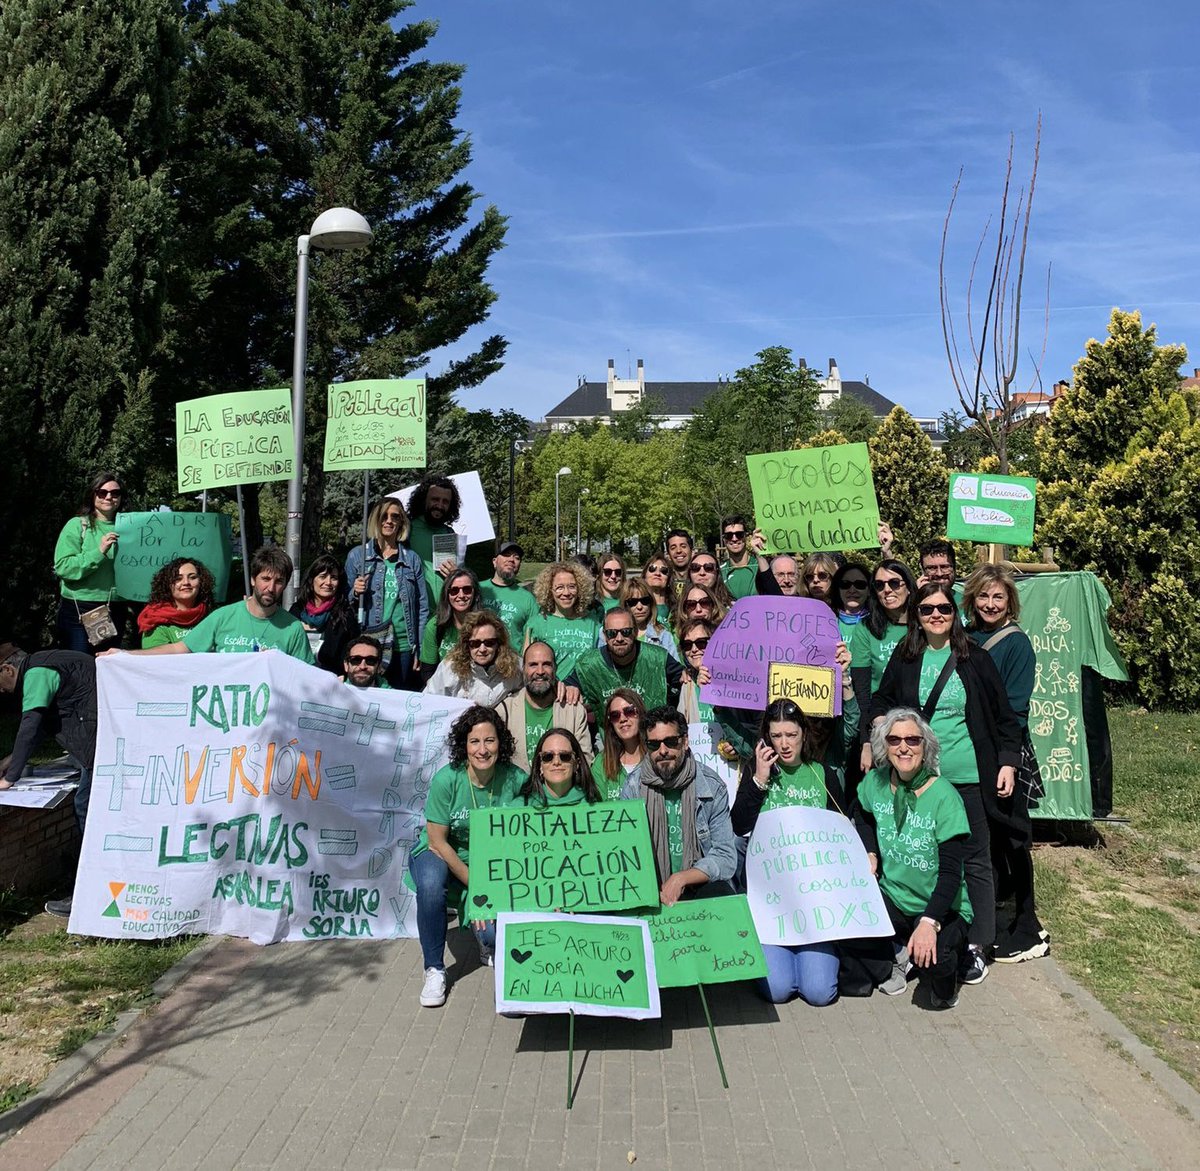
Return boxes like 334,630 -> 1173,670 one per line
69,655 -> 471,944
391,469 -> 495,545
687,721 -> 741,809
745,806 -> 892,946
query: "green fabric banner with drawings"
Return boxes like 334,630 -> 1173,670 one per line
175,389 -> 295,492
1015,573 -> 1128,820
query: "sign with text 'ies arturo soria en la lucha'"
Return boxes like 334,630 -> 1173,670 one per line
323,379 -> 426,471
175,389 -> 295,492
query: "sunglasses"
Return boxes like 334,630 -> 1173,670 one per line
539,750 -> 574,765
346,655 -> 380,666
722,529 -> 746,541
685,597 -> 710,609
841,579 -> 869,590
602,567 -> 623,578
873,577 -> 905,592
626,596 -> 651,606
918,602 -> 955,617
646,735 -> 684,751
604,627 -> 635,640
885,734 -> 923,748
447,585 -> 474,596
804,572 -> 831,583
690,561 -> 718,573
467,637 -> 499,649
608,705 -> 639,722
680,636 -> 710,652
95,489 -> 122,498
646,564 -> 668,574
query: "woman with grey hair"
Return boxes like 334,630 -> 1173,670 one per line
851,708 -> 973,1009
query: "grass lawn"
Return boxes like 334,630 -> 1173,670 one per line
1034,707 -> 1200,1089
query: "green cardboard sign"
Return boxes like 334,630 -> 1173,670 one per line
495,912 -> 660,1018
747,443 -> 881,553
467,801 -> 660,918
323,379 -> 426,470
176,389 -> 295,492
114,512 -> 233,604
946,472 -> 1037,545
643,895 -> 767,988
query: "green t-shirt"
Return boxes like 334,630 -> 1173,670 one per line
381,555 -> 410,652
600,595 -> 622,612
721,562 -> 757,600
523,698 -> 555,766
479,580 -> 538,646
411,761 -> 526,864
408,515 -> 454,608
918,645 -> 980,787
590,756 -> 628,803
526,611 -> 602,678
759,760 -> 826,812
859,768 -> 973,922
21,667 -> 61,712
850,620 -> 908,690
54,516 -> 117,601
182,602 -> 316,663
142,622 -> 201,649
663,789 -> 684,874
419,618 -> 458,666
518,784 -> 589,808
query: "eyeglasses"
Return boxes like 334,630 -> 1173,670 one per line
923,563 -> 954,575
685,597 -> 710,609
722,529 -> 746,541
602,567 -> 623,578
95,489 -> 122,499
381,512 -> 403,523
467,637 -> 499,649
539,750 -> 574,764
604,627 -> 635,640
680,636 -> 710,652
690,561 -> 718,573
447,585 -> 474,596
346,655 -> 380,666
625,596 -> 651,606
885,734 -> 924,748
918,602 -> 955,616
646,735 -> 683,751
608,705 -> 639,722
804,572 -> 831,583
873,577 -> 905,593
841,579 -> 869,590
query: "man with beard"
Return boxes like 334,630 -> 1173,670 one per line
407,473 -> 462,605
566,607 -> 683,716
497,642 -> 591,771
342,636 -> 389,688
479,541 -> 537,645
665,528 -> 694,601
620,706 -> 736,905
111,547 -> 314,662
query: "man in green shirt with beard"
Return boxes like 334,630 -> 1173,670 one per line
565,607 -> 683,719
406,473 -> 461,607
497,642 -> 591,771
479,541 -> 537,646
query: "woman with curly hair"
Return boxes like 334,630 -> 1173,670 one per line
424,609 -> 521,706
418,566 -> 482,680
138,557 -> 217,649
527,561 -> 602,678
406,706 -> 525,1007
591,688 -> 647,800
672,582 -> 728,635
288,554 -> 360,672
518,728 -> 602,807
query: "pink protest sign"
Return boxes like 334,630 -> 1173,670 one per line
699,596 -> 842,712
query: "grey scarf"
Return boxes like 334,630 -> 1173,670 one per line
639,750 -> 701,882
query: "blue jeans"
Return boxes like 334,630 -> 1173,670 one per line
408,848 -> 494,970
385,648 -> 416,691
757,942 -> 840,1006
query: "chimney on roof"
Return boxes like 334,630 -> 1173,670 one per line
637,358 -> 645,391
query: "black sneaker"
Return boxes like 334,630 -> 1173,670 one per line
960,945 -> 989,985
994,931 -> 1050,964
45,896 -> 73,919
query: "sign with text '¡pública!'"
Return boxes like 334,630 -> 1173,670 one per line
746,442 -> 881,554
323,379 -> 427,471
495,912 -> 660,1018
175,389 -> 295,492
466,801 -> 659,918
946,472 -> 1037,546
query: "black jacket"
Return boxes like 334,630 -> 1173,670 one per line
288,600 -> 361,674
731,759 -> 853,837
7,650 -> 97,780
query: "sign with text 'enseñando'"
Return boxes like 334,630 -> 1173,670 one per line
946,472 -> 1037,546
323,379 -> 427,471
176,389 -> 295,492
114,512 -> 233,604
466,801 -> 659,918
746,443 -> 880,554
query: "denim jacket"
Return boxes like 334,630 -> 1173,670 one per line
620,755 -> 737,883
343,541 -> 429,645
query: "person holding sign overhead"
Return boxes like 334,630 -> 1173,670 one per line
137,557 -> 217,648
407,706 -> 526,1007
406,473 -> 462,605
516,729 -> 602,807
344,497 -> 428,689
621,707 -> 736,905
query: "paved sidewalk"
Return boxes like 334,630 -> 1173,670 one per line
3,931 -> 1199,1170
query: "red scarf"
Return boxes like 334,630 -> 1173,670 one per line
137,601 -> 209,635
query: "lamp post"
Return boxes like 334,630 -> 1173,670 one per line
508,438 -> 534,541
554,466 -> 571,562
576,486 -> 589,554
285,207 -> 373,605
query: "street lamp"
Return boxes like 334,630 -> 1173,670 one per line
508,438 -> 534,541
576,486 -> 589,554
284,207 -> 373,604
554,467 -> 571,562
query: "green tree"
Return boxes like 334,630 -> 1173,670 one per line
868,408 -> 948,562
175,0 -> 507,561
822,394 -> 878,443
0,0 -> 184,641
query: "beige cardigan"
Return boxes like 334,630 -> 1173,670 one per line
497,687 -> 595,772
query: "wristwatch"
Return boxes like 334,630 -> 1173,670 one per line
919,916 -> 941,933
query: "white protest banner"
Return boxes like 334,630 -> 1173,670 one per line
69,655 -> 470,944
687,721 -> 741,809
495,912 -> 660,1019
745,806 -> 891,946
391,469 -> 496,545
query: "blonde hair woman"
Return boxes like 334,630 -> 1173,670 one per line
527,561 -> 602,678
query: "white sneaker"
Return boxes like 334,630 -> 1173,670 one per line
420,966 -> 448,1007
479,943 -> 495,968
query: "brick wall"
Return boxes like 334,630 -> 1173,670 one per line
0,803 -> 80,896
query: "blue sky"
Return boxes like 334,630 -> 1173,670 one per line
417,0 -> 1199,423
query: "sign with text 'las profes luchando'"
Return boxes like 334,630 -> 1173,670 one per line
746,443 -> 881,554
323,379 -> 427,471
175,389 -> 295,492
